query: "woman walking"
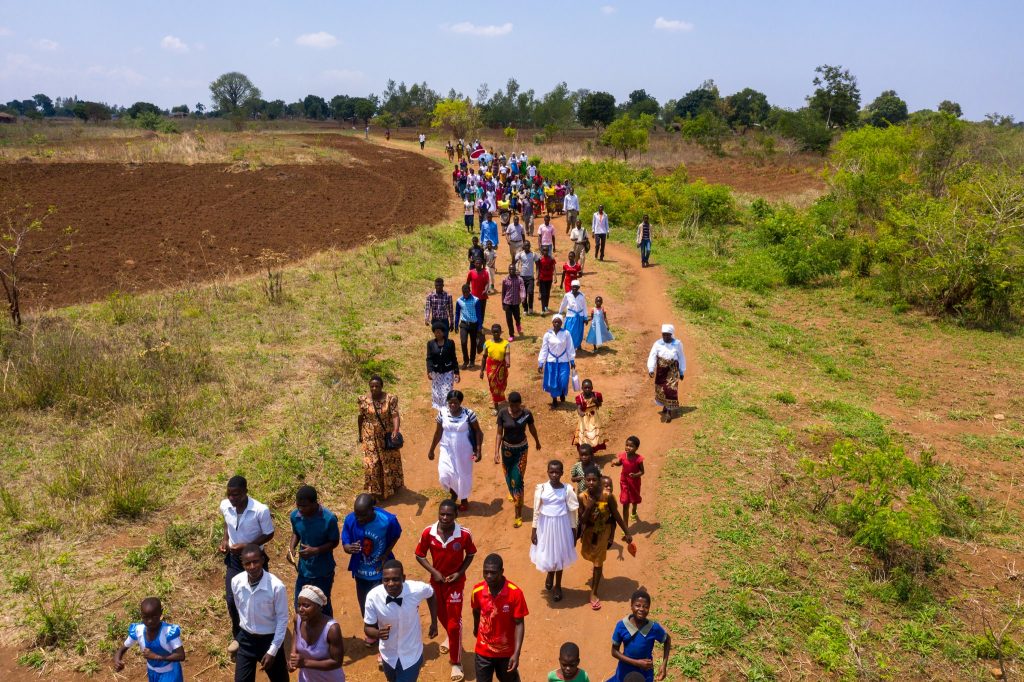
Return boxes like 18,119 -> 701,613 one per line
558,280 -> 587,350
577,468 -> 632,611
537,316 -> 576,406
636,214 -> 653,268
427,322 -> 460,410
494,392 -> 541,528
289,586 -> 346,681
646,324 -> 687,422
427,390 -> 484,511
357,376 -> 404,500
530,460 -> 578,602
573,379 -> 607,454
560,251 -> 583,293
480,324 -> 511,413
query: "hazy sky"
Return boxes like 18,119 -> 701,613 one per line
2,1 -> 1022,120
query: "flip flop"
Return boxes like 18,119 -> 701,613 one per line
552,588 -> 563,602
513,517 -> 523,528
590,598 -> 602,611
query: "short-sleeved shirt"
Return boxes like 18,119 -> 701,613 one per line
538,223 -> 556,246
496,407 -> 534,445
341,508 -> 402,581
414,522 -> 477,580
124,622 -> 183,680
548,670 -> 591,682
467,268 -> 490,300
290,506 -> 340,578
220,496 -> 274,547
611,617 -> 668,682
471,579 -> 529,658
537,256 -> 556,282
516,251 -> 540,278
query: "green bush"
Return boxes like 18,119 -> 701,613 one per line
768,107 -> 833,153
680,111 -> 731,155
755,205 -> 850,285
673,283 -> 717,312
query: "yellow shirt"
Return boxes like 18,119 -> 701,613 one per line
484,339 -> 509,361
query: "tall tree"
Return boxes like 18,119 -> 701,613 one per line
807,64 -> 860,128
352,96 -> 379,124
209,72 -> 261,113
534,82 -> 577,131
626,89 -> 660,117
32,94 -> 55,117
937,100 -> 963,118
577,91 -> 617,128
675,80 -> 720,119
724,88 -> 770,129
864,90 -> 909,127
302,94 -> 329,120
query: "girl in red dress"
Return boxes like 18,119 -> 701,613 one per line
560,251 -> 583,292
611,435 -> 645,523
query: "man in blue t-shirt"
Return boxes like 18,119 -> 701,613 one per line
289,485 -> 340,615
341,493 -> 402,626
480,213 -> 499,254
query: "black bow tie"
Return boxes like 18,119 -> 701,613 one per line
386,596 -> 403,606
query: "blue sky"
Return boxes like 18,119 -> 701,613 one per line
2,1 -> 1022,120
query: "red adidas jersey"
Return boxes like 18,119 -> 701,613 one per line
414,523 -> 477,578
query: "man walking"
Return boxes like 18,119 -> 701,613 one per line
425,278 -> 455,331
341,494 -> 402,626
504,215 -> 525,261
231,544 -> 289,682
364,560 -> 438,682
471,554 -> 527,682
289,485 -> 339,616
562,188 -> 580,233
514,241 -> 540,316
418,132 -> 426,150
480,213 -> 500,258
591,205 -> 610,261
415,500 -> 477,682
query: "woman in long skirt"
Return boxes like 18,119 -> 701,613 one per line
427,390 -> 484,511
427,321 -> 460,410
558,281 -> 587,350
356,376 -> 404,500
537,316 -> 576,407
530,460 -> 578,602
573,378 -> 607,454
494,392 -> 541,528
479,323 -> 510,413
646,324 -> 687,422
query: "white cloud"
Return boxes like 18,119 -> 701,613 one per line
322,68 -> 365,83
269,37 -> 281,48
0,53 -> 55,80
160,35 -> 189,53
445,22 -> 513,37
34,38 -> 59,50
654,17 -> 694,32
296,31 -> 338,49
0,27 -> 13,37
86,65 -> 145,84
600,5 -> 616,14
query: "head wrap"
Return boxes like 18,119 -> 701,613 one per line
552,314 -> 564,324
298,585 -> 327,607
570,279 -> 581,287
661,324 -> 675,335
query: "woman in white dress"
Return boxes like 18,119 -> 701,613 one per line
537,316 -> 577,407
427,390 -> 484,512
530,459 -> 578,602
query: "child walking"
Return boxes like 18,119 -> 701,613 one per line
573,379 -> 607,455
585,296 -> 614,351
113,597 -> 186,682
609,590 -> 671,682
530,459 -> 578,602
611,436 -> 645,523
484,241 -> 498,294
548,641 -> 591,682
577,467 -> 632,611
570,444 -> 601,495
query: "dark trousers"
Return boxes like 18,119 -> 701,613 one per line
476,654 -> 521,682
594,233 -> 607,260
521,277 -> 535,313
355,577 -> 381,617
478,299 -> 488,326
504,304 -> 521,334
235,630 -> 288,682
294,573 -> 334,616
538,280 -> 553,311
459,322 -> 480,366
224,554 -> 243,637
383,655 -> 423,682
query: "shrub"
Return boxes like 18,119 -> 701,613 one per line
768,107 -> 833,153
31,580 -> 79,646
680,111 -> 731,155
125,537 -> 162,572
756,206 -> 850,285
673,283 -> 717,312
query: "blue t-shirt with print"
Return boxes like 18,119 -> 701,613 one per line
341,508 -> 402,581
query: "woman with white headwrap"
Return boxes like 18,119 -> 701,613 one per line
538,315 -> 576,406
557,279 -> 588,350
647,324 -> 686,421
289,584 -> 346,681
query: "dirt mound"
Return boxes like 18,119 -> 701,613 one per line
1,136 -> 447,310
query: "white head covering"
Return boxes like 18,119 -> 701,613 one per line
570,279 -> 581,287
661,324 -> 675,335
552,314 -> 564,324
298,585 -> 327,607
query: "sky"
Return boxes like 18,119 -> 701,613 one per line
2,0 -> 1022,120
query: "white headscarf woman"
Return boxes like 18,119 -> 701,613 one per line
646,323 -> 686,421
537,315 -> 576,406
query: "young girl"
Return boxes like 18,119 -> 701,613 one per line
570,444 -> 601,494
530,460 -> 578,602
578,467 -> 632,610
611,436 -> 645,523
573,379 -> 607,455
548,641 -> 590,682
586,296 -> 614,351
560,251 -> 583,293
480,324 -> 510,413
113,597 -> 185,682
609,590 -> 671,682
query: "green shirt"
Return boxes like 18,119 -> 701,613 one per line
548,670 -> 590,682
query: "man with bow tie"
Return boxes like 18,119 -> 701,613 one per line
364,560 -> 438,682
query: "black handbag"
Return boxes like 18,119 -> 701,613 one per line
373,398 -> 404,450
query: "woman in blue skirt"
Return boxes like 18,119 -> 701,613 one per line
537,315 -> 577,407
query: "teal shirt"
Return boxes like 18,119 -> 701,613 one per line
547,671 -> 590,682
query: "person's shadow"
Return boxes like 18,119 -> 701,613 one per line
381,487 -> 432,516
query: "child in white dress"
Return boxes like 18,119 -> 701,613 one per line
530,460 -> 578,602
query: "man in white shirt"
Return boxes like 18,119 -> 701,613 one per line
418,133 -> 426,150
219,476 -> 275,648
591,205 -> 610,261
568,223 -> 588,271
231,544 -> 289,682
646,323 -> 687,422
515,241 -> 541,315
505,216 -> 526,260
364,560 -> 438,682
562,188 -> 580,233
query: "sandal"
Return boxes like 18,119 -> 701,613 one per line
544,575 -> 554,591
439,639 -> 450,655
590,598 -> 602,611
513,517 -> 523,528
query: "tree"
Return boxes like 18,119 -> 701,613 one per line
626,89 -> 660,118
126,101 -> 162,118
675,80 -> 720,120
330,95 -> 354,122
209,72 -> 261,113
807,64 -> 861,128
768,107 -> 832,153
171,104 -> 189,115
534,82 -> 577,131
373,111 -> 397,131
194,102 -> 206,116
864,90 -> 909,127
1,203 -> 74,326
681,111 -> 731,155
33,94 -> 55,117
937,100 -> 963,118
264,100 -> 286,120
352,96 -> 378,125
431,98 -> 481,140
302,94 -> 329,120
724,88 -> 770,130
72,101 -> 111,122
577,91 -> 617,128
600,113 -> 653,160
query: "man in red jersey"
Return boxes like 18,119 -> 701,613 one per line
471,553 -> 527,682
415,500 -> 477,682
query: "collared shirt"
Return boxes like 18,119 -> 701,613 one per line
455,295 -> 479,325
480,220 -> 500,249
414,522 -> 477,578
505,222 -> 525,243
425,291 -> 454,328
592,212 -> 609,235
611,617 -> 668,680
364,581 -> 434,668
220,497 -> 274,547
231,570 -> 289,656
558,291 -> 587,318
502,276 -> 526,306
516,251 -> 540,278
563,193 -> 580,211
538,329 -> 576,365
289,506 -> 340,578
123,622 -> 183,677
569,226 -> 587,244
341,507 -> 402,581
646,338 -> 686,375
471,579 -> 529,658
538,223 -> 555,246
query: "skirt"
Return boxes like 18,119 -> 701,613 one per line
431,371 -> 456,411
654,357 -> 680,409
586,314 -> 614,347
485,357 -> 508,405
501,441 -> 529,506
529,514 -> 578,572
564,314 -> 586,350
542,361 -> 571,399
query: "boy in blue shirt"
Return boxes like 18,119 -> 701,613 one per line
289,485 -> 340,616
608,590 -> 671,682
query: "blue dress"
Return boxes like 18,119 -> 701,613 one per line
606,617 -> 667,682
585,309 -> 613,347
124,622 -> 184,682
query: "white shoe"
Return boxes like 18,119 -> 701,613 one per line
451,664 -> 465,681
439,637 -> 450,655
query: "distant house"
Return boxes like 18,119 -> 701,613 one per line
0,112 -> 16,124
170,111 -> 188,119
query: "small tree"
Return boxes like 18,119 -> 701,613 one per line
600,114 -> 652,161
430,98 -> 481,141
937,100 -> 963,118
352,97 -> 378,125
504,126 -> 517,145
1,203 -> 73,327
681,111 -> 731,155
807,64 -> 861,129
864,90 -> 909,127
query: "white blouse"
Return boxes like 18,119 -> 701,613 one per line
532,482 -> 579,528
538,329 -> 577,365
646,338 -> 686,374
558,292 -> 587,318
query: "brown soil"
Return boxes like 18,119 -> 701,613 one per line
683,155 -> 826,200
0,135 -> 448,310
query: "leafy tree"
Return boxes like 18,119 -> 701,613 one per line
264,100 -> 286,120
431,98 -> 481,140
133,111 -> 162,130
209,72 -> 261,113
675,80 -> 720,119
352,96 -> 378,125
626,89 -> 660,118
287,101 -> 305,118
72,101 -> 112,122
126,101 -> 162,118
768,107 -> 832,153
194,102 -> 206,116
380,80 -> 438,127
21,100 -> 42,120
302,94 -> 329,120
659,99 -> 679,129
724,88 -> 770,130
330,95 -> 354,122
937,100 -> 963,118
482,78 -> 537,128
600,113 -> 653,160
170,104 -> 189,115
807,64 -> 861,128
680,111 -> 730,155
33,94 -> 55,117
577,91 -> 616,128
373,111 -> 397,131
864,90 -> 909,127
534,82 -> 577,131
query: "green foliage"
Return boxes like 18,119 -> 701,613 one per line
680,111 -> 730,155
806,616 -> 852,675
625,89 -> 659,118
124,537 -> 162,572
864,89 -> 909,127
133,110 -> 162,131
577,91 -> 617,128
209,72 -> 261,113
676,80 -> 721,120
807,64 -> 861,128
599,113 -> 653,160
768,107 -> 833,152
431,98 -> 481,140
755,204 -> 850,285
772,390 -> 797,404
31,580 -> 80,646
673,282 -> 717,312
937,100 -> 963,118
725,88 -> 771,129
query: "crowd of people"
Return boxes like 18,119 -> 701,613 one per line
113,143 -> 685,682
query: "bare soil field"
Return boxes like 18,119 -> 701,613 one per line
0,134 -> 447,309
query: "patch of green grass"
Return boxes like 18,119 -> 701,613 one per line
808,399 -> 888,447
771,390 -> 797,404
124,537 -> 162,572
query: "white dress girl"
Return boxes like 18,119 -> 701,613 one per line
437,407 -> 478,500
529,481 -> 579,572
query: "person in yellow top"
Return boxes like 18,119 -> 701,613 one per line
480,324 -> 511,413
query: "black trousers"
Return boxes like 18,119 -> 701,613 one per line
235,630 -> 288,682
538,280 -> 553,311
459,321 -> 479,365
521,276 -> 535,313
224,554 -> 243,637
594,233 -> 607,260
475,654 -> 521,682
504,304 -> 521,335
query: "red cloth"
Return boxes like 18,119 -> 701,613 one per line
414,524 -> 477,577
471,580 -> 529,658
537,256 -> 556,282
618,452 -> 644,504
561,262 -> 582,292
466,268 -> 490,300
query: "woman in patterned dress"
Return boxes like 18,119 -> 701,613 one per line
357,376 -> 404,500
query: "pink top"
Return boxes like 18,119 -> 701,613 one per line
295,616 -> 345,682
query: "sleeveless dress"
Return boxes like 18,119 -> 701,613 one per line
586,308 -> 614,347
295,616 -> 345,681
437,407 -> 479,499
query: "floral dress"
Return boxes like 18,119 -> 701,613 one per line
358,393 -> 404,500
